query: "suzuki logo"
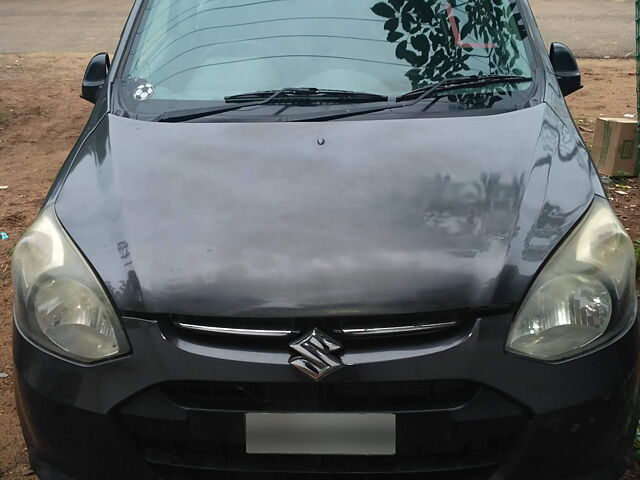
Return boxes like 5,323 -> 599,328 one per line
289,328 -> 343,380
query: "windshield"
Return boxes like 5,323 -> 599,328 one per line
120,0 -> 533,111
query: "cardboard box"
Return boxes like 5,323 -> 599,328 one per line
592,118 -> 639,177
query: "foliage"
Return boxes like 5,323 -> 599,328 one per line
370,0 -> 528,89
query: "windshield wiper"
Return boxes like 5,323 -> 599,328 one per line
153,76 -> 530,123
396,74 -> 532,101
292,74 -> 532,122
226,88 -> 388,104
154,88 -> 388,123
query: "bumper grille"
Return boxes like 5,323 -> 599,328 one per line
151,464 -> 499,480
119,381 -> 525,479
143,426 -> 510,477
162,379 -> 479,412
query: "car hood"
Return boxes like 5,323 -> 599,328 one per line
54,105 -> 599,318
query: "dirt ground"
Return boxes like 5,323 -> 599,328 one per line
0,55 -> 639,479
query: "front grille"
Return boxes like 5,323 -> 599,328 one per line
149,308 -> 506,353
162,379 -> 479,412
118,381 -> 525,479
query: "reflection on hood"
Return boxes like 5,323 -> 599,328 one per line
55,103 -> 597,317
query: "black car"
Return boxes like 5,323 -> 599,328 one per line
11,0 -> 640,479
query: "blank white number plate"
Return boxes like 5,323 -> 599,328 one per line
246,413 -> 396,456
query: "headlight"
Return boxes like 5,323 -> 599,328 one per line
12,207 -> 130,362
507,197 -> 637,361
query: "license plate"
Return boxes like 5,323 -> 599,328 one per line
245,413 -> 396,455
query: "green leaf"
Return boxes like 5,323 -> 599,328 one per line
404,50 -> 421,66
401,12 -> 415,31
395,40 -> 408,59
410,34 -> 430,52
406,68 -> 422,80
387,31 -> 404,42
371,2 -> 397,18
413,1 -> 433,22
460,21 -> 473,40
389,0 -> 404,11
384,17 -> 400,32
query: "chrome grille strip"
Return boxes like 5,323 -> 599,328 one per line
175,322 -> 294,337
341,321 -> 459,337
175,319 -> 460,338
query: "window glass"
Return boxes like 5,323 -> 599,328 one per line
123,0 -> 532,101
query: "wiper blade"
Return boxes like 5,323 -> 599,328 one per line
154,88 -> 388,123
154,87 -> 296,123
154,76 -> 530,123
292,75 -> 532,122
290,76 -> 467,122
226,88 -> 388,104
396,75 -> 532,100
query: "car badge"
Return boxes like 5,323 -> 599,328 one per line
289,328 -> 343,380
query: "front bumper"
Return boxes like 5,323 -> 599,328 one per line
13,311 -> 640,480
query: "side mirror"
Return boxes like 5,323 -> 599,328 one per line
549,43 -> 582,97
81,53 -> 110,104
